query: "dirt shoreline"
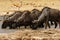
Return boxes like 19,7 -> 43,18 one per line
0,29 -> 60,40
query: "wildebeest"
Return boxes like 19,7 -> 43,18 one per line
32,7 -> 59,29
2,11 -> 23,29
14,10 -> 33,28
42,7 -> 59,29
30,9 -> 41,20
30,9 -> 44,29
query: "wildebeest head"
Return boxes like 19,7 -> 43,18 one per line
31,9 -> 41,20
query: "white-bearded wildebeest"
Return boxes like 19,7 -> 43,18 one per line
30,9 -> 44,29
13,10 -> 33,28
2,11 -> 23,29
32,7 -> 58,29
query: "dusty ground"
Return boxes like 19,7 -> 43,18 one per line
0,29 -> 60,40
0,0 -> 60,15
0,0 -> 60,11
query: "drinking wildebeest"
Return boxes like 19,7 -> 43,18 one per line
32,7 -> 58,29
14,10 -> 33,28
2,11 -> 23,29
43,7 -> 59,28
30,9 -> 44,28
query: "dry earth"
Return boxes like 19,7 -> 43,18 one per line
0,29 -> 60,40
0,0 -> 60,15
0,0 -> 60,11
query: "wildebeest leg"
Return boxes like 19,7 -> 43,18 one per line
48,22 -> 50,28
59,22 -> 60,28
45,22 -> 47,29
25,26 -> 27,28
41,24 -> 44,28
50,21 -> 54,25
30,25 -> 32,28
54,21 -> 57,28
18,26 -> 20,29
38,23 -> 44,28
45,20 -> 50,29
2,23 -> 7,29
30,24 -> 33,28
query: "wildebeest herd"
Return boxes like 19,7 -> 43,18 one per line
1,7 -> 60,29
